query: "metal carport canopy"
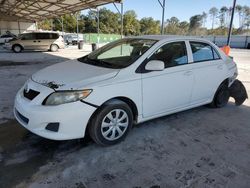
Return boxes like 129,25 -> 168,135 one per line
0,0 -> 122,21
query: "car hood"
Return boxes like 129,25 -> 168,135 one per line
31,59 -> 119,90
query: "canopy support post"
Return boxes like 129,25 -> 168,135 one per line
113,1 -> 124,38
158,0 -> 166,35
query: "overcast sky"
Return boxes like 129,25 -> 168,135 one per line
83,0 -> 250,28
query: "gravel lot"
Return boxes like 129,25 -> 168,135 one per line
0,46 -> 249,188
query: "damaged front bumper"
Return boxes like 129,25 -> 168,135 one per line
229,79 -> 248,106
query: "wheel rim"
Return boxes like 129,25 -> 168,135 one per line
52,45 -> 58,51
15,46 -> 21,52
101,109 -> 129,141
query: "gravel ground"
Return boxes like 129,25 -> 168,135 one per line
0,47 -> 249,188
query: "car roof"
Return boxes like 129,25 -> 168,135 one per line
129,35 -> 212,43
21,32 -> 59,34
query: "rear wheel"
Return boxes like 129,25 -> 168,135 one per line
89,101 -> 133,146
50,44 -> 59,52
210,83 -> 230,108
12,44 -> 22,53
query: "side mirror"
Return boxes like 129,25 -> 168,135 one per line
145,60 -> 165,71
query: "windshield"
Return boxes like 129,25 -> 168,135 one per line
78,38 -> 157,69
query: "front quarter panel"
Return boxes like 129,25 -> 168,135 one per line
83,70 -> 142,118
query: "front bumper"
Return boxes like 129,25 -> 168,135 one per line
14,80 -> 96,140
3,43 -> 12,50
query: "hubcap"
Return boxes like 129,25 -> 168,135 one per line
15,46 -> 21,52
52,45 -> 58,51
101,109 -> 129,141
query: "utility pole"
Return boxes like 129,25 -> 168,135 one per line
97,7 -> 100,43
76,13 -> 79,43
61,17 -> 64,35
227,0 -> 237,46
121,2 -> 123,38
113,1 -> 124,38
57,17 -> 64,37
158,0 -> 166,35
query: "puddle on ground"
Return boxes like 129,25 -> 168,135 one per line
0,120 -> 91,187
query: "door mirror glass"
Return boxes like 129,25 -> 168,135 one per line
145,60 -> 165,71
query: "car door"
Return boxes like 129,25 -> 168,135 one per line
141,41 -> 194,118
187,41 -> 228,105
20,33 -> 38,50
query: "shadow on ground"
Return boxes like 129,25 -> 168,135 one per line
1,101 -> 250,188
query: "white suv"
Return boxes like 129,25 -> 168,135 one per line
14,36 -> 247,146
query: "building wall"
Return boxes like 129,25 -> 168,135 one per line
0,21 -> 36,35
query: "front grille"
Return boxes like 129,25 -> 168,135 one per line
23,89 -> 40,100
15,109 -> 29,125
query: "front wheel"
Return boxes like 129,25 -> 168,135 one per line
50,44 -> 59,52
89,101 -> 133,146
12,44 -> 22,53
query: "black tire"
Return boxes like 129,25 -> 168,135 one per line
50,44 -> 59,52
210,83 -> 230,108
12,44 -> 22,53
89,100 -> 133,146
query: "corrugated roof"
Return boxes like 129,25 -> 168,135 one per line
0,0 -> 122,21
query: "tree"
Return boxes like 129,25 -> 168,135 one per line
178,21 -> 189,35
123,10 -> 140,36
38,19 -> 52,30
165,17 -> 180,34
201,12 -> 207,27
140,17 -> 160,35
189,14 -> 203,34
98,8 -> 120,34
219,6 -> 229,27
209,7 -> 219,30
242,6 -> 250,29
236,5 -> 243,28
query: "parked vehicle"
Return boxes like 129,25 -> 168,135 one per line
0,33 -> 16,44
65,34 -> 84,45
4,32 -> 64,53
14,36 -> 247,146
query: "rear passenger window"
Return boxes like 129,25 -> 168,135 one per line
36,33 -> 49,39
51,33 -> 59,39
190,42 -> 221,62
149,41 -> 188,68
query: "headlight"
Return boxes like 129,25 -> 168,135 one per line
44,90 -> 92,106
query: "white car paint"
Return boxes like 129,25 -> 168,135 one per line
0,34 -> 15,44
14,35 -> 237,140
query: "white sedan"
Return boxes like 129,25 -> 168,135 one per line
0,33 -> 16,44
14,36 -> 247,146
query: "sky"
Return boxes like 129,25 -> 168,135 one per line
83,0 -> 250,28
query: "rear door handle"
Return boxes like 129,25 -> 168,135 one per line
184,71 -> 192,76
38,41 -> 41,42
33,41 -> 36,42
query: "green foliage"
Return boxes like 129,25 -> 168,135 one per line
123,10 -> 141,36
37,5 -> 250,37
189,15 -> 203,34
140,17 -> 160,35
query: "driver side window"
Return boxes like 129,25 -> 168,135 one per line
149,41 -> 188,68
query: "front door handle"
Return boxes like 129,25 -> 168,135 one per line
33,41 -> 36,42
184,71 -> 192,76
38,41 -> 41,42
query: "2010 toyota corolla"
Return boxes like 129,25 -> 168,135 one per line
14,36 -> 248,146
